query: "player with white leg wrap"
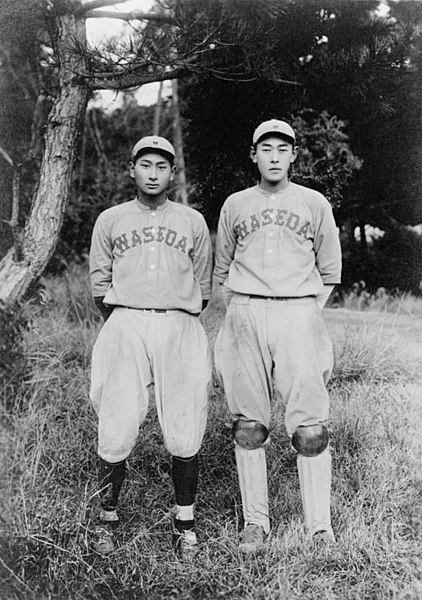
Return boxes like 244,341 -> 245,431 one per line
89,136 -> 212,558
214,119 -> 341,552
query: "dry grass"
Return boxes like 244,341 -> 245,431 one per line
1,264 -> 421,599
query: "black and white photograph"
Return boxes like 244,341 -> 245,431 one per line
0,0 -> 421,598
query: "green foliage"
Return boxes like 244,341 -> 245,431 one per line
0,0 -> 50,258
340,223 -> 422,294
0,301 -> 29,398
371,224 -> 422,292
291,110 -> 363,208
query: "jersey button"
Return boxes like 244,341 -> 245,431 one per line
150,264 -> 156,270
268,249 -> 273,254
269,194 -> 276,201
151,246 -> 156,252
269,231 -> 274,238
151,211 -> 156,217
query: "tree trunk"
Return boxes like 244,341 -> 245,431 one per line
172,80 -> 188,205
153,81 -> 164,135
359,222 -> 368,252
0,10 -> 88,303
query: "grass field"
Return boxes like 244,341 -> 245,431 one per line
1,266 -> 421,599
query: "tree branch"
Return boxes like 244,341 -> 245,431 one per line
88,65 -> 189,90
7,164 -> 24,262
85,10 -> 175,23
0,43 -> 33,100
0,145 -> 13,167
78,0 -> 129,14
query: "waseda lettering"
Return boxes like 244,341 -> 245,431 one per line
165,229 -> 177,247
250,214 -> 260,233
274,209 -> 287,226
114,233 -> 130,253
233,210 -> 312,241
113,226 -> 191,256
234,220 -> 248,240
286,212 -> 300,231
175,235 -> 188,253
156,226 -> 166,242
261,208 -> 273,225
131,229 -> 142,247
142,226 -> 154,243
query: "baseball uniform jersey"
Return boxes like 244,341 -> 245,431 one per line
89,197 -> 213,462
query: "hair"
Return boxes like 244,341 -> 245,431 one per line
132,149 -> 175,166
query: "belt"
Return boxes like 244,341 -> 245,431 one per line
115,305 -> 167,313
248,295 -> 314,301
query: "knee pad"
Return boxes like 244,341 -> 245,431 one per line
232,419 -> 269,450
291,424 -> 329,457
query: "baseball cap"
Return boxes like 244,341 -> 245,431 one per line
132,136 -> 176,162
252,119 -> 296,145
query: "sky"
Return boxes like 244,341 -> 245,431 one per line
86,0 -> 162,108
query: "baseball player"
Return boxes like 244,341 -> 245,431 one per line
88,135 -> 212,558
214,119 -> 342,552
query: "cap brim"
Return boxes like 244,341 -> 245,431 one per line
255,131 -> 295,146
132,147 -> 175,162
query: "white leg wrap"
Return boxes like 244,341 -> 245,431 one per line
297,448 -> 334,538
235,445 -> 270,534
175,504 -> 194,521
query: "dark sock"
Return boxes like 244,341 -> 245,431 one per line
98,457 -> 126,513
172,454 -> 199,506
174,518 -> 195,533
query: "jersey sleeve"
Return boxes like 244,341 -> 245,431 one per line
192,214 -> 213,300
213,200 -> 236,285
313,201 -> 342,285
89,214 -> 113,298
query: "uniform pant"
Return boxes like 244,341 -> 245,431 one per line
90,307 -> 211,463
214,294 -> 333,434
214,294 -> 333,535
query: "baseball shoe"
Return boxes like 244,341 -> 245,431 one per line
93,508 -> 119,554
239,523 -> 266,554
94,525 -> 115,554
313,529 -> 336,546
172,519 -> 200,560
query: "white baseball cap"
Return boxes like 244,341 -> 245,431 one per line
252,119 -> 296,145
132,136 -> 176,161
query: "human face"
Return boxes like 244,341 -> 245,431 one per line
251,136 -> 297,190
130,152 -> 174,203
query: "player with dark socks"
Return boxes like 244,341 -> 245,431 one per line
171,455 -> 200,558
88,135 -> 212,558
94,458 -> 126,554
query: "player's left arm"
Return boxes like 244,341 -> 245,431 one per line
89,215 -> 114,320
192,215 -> 213,310
313,200 -> 342,310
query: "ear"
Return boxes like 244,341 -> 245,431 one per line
129,161 -> 135,179
290,146 -> 298,164
250,146 -> 257,163
169,165 -> 176,181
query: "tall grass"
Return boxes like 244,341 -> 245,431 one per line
1,264 -> 421,599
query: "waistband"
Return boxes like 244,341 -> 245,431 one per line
248,294 -> 315,301
231,293 -> 316,306
114,306 -> 199,316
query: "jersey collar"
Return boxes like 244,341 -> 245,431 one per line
134,197 -> 170,212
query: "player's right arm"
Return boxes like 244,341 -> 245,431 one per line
214,200 -> 236,307
89,214 -> 114,321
